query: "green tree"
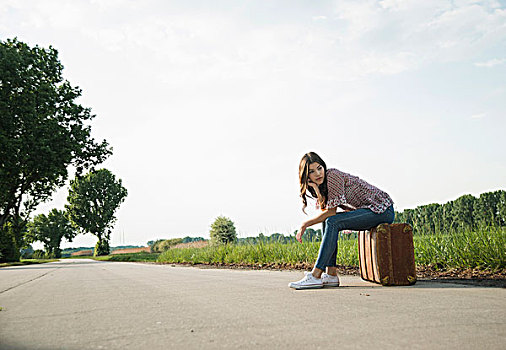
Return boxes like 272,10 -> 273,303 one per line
452,194 -> 476,230
416,203 -> 443,234
474,191 -> 502,227
0,222 -> 18,262
497,190 -> 506,226
0,38 -> 111,262
149,239 -> 164,253
403,209 -> 416,230
303,228 -> 320,242
393,190 -> 506,235
210,216 -> 237,245
182,236 -> 205,243
26,209 -> 76,258
147,239 -> 158,248
442,200 -> 455,232
66,169 -> 127,256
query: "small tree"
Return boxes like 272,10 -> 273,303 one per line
182,236 -> 204,243
210,216 -> 237,245
26,209 -> 77,258
452,194 -> 476,230
66,169 -> 127,256
32,250 -> 47,259
151,238 -> 184,253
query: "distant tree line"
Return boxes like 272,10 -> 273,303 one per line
237,228 -> 323,245
394,190 -> 506,235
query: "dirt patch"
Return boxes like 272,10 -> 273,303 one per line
139,260 -> 359,274
110,247 -> 151,254
416,265 -> 506,288
170,241 -> 209,250
70,250 -> 93,256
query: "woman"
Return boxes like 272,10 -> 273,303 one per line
289,152 -> 395,290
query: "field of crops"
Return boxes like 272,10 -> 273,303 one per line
157,226 -> 506,270
93,252 -> 160,262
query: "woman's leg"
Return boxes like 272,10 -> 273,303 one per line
321,221 -> 338,276
326,266 -> 338,276
313,205 -> 395,275
322,243 -> 338,276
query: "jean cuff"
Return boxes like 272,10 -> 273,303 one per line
315,264 -> 337,270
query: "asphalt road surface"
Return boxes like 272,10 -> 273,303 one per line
0,259 -> 504,350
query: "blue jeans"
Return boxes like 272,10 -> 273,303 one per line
315,205 -> 395,271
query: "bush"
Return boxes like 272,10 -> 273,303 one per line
107,252 -> 160,262
151,238 -> 184,253
210,216 -> 237,245
0,223 -> 20,262
32,250 -> 47,259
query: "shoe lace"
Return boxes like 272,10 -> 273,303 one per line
304,274 -> 314,282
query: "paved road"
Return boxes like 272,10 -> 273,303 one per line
0,259 -> 504,350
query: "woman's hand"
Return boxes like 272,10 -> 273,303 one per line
296,223 -> 309,243
296,208 -> 337,243
307,181 -> 319,191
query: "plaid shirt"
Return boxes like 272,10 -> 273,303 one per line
316,168 -> 393,214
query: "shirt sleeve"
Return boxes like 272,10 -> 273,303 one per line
326,169 -> 346,209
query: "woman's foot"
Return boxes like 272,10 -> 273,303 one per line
288,272 -> 323,290
321,272 -> 340,287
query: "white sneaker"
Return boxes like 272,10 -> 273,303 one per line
321,272 -> 340,287
288,272 -> 323,290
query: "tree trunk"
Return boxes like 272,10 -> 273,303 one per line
0,225 -> 20,262
94,238 -> 110,256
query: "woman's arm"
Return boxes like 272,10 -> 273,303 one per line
296,207 -> 337,243
308,182 -> 324,203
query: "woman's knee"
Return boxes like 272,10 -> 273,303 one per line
324,217 -> 344,234
382,205 -> 395,224
325,215 -> 343,231
324,217 -> 336,230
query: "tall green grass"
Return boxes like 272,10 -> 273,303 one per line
413,226 -> 506,269
157,227 -> 506,270
158,239 -> 358,266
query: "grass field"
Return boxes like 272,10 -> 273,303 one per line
413,226 -> 505,269
0,258 -> 60,268
92,252 -> 160,262
157,227 -> 506,270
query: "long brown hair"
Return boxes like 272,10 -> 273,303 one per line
299,152 -> 328,214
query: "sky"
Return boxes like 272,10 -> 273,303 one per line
1,0 -> 505,248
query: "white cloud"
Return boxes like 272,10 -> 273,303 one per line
470,113 -> 486,119
5,0 -> 505,83
474,58 -> 506,67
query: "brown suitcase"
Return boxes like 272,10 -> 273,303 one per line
358,223 -> 416,286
